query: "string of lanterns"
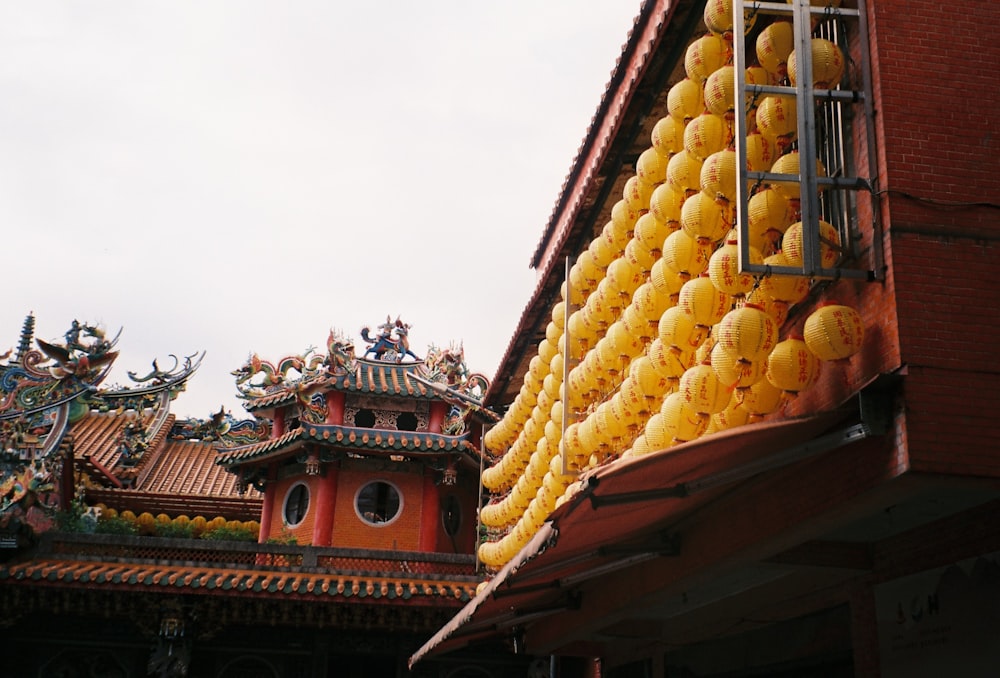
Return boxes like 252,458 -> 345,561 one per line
478,0 -> 862,570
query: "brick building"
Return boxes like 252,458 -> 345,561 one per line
412,0 -> 1000,676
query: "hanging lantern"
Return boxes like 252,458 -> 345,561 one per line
803,304 -> 865,360
745,132 -> 777,173
651,115 -> 686,158
622,303 -> 650,342
667,150 -> 705,196
667,78 -> 705,123
528,355 -> 550,384
633,281 -> 672,326
685,113 -> 730,161
643,412 -> 671,452
747,188 -> 793,255
660,391 -> 710,443
711,399 -> 751,432
680,363 -> 732,416
678,275 -> 730,329
649,183 -> 685,228
636,147 -> 669,186
609,319 -> 644,361
608,256 -> 644,297
624,176 -> 655,214
650,257 -> 688,300
756,21 -> 794,79
589,234 -> 617,270
756,95 -> 798,152
625,238 -> 656,272
700,149 -> 738,206
769,151 -> 828,201
782,219 -> 841,268
633,214 -> 668,260
766,336 -> 821,395
685,33 -> 730,83
709,239 -> 762,296
662,229 -> 711,279
744,66 -> 773,130
631,354 -> 671,400
704,65 -> 735,119
736,376 -> 784,416
711,342 -> 765,389
757,252 -> 810,305
745,287 -> 791,328
611,199 -> 641,236
703,0 -> 758,35
681,191 -> 729,245
788,38 -> 845,89
658,305 -> 699,351
648,338 -> 694,380
576,249 -> 603,290
715,303 -> 779,362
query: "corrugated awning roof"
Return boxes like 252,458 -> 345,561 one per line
410,410 -> 868,666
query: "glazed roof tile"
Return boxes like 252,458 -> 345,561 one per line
216,424 -> 474,468
0,558 -> 477,604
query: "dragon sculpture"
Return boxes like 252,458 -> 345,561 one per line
232,350 -> 322,398
325,329 -> 357,376
361,316 -> 421,363
422,343 -> 493,435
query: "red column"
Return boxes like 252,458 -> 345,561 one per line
428,401 -> 447,433
272,409 -> 286,438
257,464 -> 278,543
326,391 -> 346,425
311,464 -> 339,547
418,469 -> 440,552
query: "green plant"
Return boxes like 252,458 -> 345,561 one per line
94,516 -> 139,536
200,525 -> 257,542
154,521 -> 195,539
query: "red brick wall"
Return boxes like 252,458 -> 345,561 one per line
332,460 -> 425,551
264,474 -> 320,544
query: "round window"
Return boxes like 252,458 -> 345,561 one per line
356,481 -> 402,526
283,482 -> 310,527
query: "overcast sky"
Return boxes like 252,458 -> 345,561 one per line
0,2 -> 641,419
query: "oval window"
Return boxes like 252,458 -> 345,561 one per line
283,482 -> 310,527
356,481 -> 402,526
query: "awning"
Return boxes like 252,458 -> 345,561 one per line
410,409 -> 868,667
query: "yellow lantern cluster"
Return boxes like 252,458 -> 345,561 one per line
478,20 -> 862,573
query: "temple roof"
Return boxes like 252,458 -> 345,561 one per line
216,423 -> 476,469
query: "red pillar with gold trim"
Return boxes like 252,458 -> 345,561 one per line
419,469 -> 440,552
428,401 -> 446,433
311,463 -> 339,546
257,463 -> 279,543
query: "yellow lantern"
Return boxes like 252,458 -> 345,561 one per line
744,66 -> 773,127
681,191 -> 729,245
576,249 -> 603,289
603,218 -> 632,255
756,21 -> 794,78
709,239 -> 762,296
685,34 -> 730,83
649,183 -> 685,227
660,391 -> 710,443
650,257 -> 687,300
756,95 -> 797,151
715,303 -> 779,362
766,336 -> 821,395
700,149 -> 738,205
736,376 -> 784,416
651,115 -> 686,158
624,176 -> 655,214
658,305 -> 698,351
667,78 -> 705,123
711,399 -> 751,432
636,147 -> 669,186
662,229 -> 711,279
678,275 -> 730,329
769,151 -> 827,201
633,281 -> 672,325
608,319 -> 644,361
745,132 -> 777,173
782,220 -> 841,269
648,338 -> 694,380
711,342 -> 765,389
788,38 -> 845,89
643,412 -> 670,451
757,252 -> 810,305
748,188 -> 793,255
704,65 -> 735,118
611,199 -> 640,236
679,363 -> 732,416
685,113 -> 730,161
623,303 -> 653,343
803,304 -> 865,361
625,239 -> 656,272
631,354 -> 671,400
589,234 -> 616,270
667,150 -> 705,196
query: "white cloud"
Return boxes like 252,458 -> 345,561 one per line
0,1 -> 641,418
